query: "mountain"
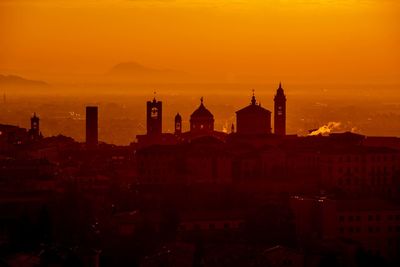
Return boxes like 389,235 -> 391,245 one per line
106,61 -> 191,83
0,74 -> 48,87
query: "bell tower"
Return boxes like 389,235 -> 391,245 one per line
146,96 -> 162,135
175,113 -> 182,135
30,113 -> 41,140
274,82 -> 286,136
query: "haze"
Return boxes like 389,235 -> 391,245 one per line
0,0 -> 399,145
1,0 -> 399,83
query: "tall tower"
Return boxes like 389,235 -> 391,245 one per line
274,83 -> 286,136
147,97 -> 162,135
30,113 -> 40,140
86,106 -> 98,147
175,113 -> 182,135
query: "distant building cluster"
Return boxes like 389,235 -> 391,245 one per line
0,113 -> 42,148
0,84 -> 400,266
137,83 -> 286,147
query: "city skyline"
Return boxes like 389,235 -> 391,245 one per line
1,1 -> 399,266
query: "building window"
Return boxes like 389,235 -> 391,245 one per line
349,215 -> 354,222
339,216 -> 344,222
368,215 -> 373,221
151,107 -> 158,118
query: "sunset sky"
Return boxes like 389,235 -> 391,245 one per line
0,0 -> 399,84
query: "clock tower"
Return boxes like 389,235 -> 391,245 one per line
274,82 -> 286,136
146,97 -> 162,135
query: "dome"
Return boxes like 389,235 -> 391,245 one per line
191,98 -> 213,118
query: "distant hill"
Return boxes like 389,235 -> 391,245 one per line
0,74 -> 48,87
106,61 -> 191,83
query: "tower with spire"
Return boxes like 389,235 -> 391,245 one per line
274,82 -> 286,136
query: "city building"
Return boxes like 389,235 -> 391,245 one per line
236,91 -> 272,135
290,195 -> 400,261
28,113 -> 42,141
86,106 -> 98,147
274,83 -> 286,136
175,113 -> 182,135
147,97 -> 162,135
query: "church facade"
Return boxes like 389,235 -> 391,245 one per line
236,92 -> 272,135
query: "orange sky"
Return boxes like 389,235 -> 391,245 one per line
0,0 -> 399,84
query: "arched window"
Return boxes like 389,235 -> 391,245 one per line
151,107 -> 158,118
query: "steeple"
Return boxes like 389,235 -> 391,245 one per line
153,90 -> 157,102
251,89 -> 256,105
274,82 -> 287,136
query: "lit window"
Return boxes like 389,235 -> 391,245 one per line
151,107 -> 158,118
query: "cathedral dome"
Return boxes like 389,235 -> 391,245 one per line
190,98 -> 213,119
190,98 -> 214,133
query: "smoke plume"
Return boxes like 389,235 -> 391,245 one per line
308,121 -> 341,136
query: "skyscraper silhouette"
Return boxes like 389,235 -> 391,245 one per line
86,106 -> 98,147
147,97 -> 162,135
274,83 -> 286,135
